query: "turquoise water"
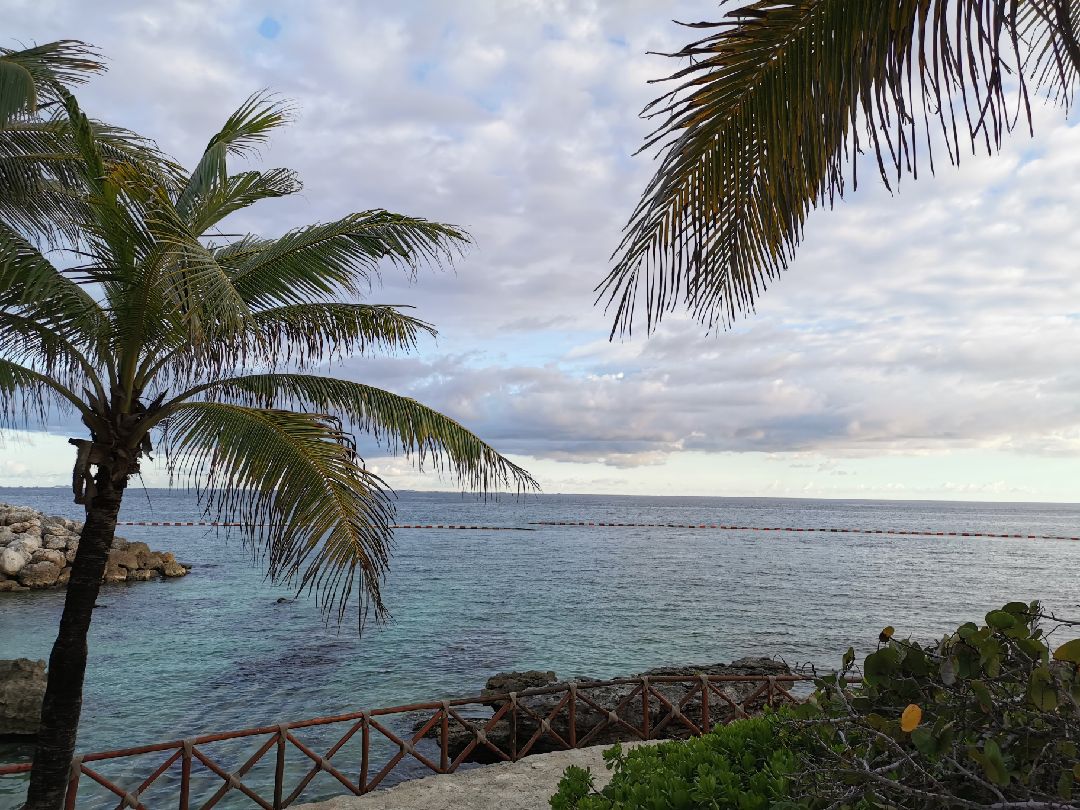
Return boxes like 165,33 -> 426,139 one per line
2,488 -> 1079,807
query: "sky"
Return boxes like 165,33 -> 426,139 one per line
3,1 -> 1080,502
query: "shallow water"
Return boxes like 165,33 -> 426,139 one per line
1,488 -> 1079,807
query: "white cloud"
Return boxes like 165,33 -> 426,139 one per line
4,2 -> 1080,500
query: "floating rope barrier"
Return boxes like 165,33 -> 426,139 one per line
112,520 -> 1080,540
528,521 -> 1080,541
114,521 -> 534,531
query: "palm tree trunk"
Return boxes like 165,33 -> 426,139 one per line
23,471 -> 127,810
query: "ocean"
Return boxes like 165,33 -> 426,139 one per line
1,487 -> 1079,807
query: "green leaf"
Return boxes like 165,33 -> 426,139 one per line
985,610 -> 1016,630
842,646 -> 855,670
970,680 -> 993,713
910,727 -> 937,757
1059,770 -> 1074,800
979,638 -> 1003,678
1053,639 -> 1080,664
1028,668 -> 1060,711
864,647 -> 901,686
982,739 -> 1009,787
1002,601 -> 1031,615
1017,636 -> 1049,661
901,646 -> 930,677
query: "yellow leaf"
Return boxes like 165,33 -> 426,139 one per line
879,626 -> 895,643
901,704 -> 922,733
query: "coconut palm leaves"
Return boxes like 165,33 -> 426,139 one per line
1,40 -> 178,243
601,0 -> 1080,335
0,48 -> 536,622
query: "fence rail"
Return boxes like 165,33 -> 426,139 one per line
0,673 -> 843,809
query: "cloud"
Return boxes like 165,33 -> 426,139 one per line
5,2 -> 1080,497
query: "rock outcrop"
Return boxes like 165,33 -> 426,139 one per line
0,658 -> 46,738
0,504 -> 190,592
421,657 -> 792,763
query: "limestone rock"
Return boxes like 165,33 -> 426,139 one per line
162,560 -> 187,578
108,547 -> 141,570
0,546 -> 28,576
0,504 -> 189,592
0,659 -> 46,736
31,549 -> 66,568
17,561 -> 62,589
1,512 -> 36,529
43,534 -> 68,550
9,535 -> 40,555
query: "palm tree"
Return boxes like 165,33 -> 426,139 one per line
600,1 -> 1080,335
1,42 -> 536,810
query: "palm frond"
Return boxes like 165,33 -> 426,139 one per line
187,374 -> 539,493
176,92 -> 293,216
188,168 -> 301,234
0,222 -> 109,351
249,303 -> 436,361
0,358 -> 89,429
0,115 -> 176,242
160,401 -> 395,622
602,0 -> 1080,335
0,312 -> 103,396
222,212 -> 469,309
185,304 -> 434,378
0,40 -> 103,125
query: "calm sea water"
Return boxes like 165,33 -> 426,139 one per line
1,488 -> 1079,807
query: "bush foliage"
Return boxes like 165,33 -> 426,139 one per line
551,601 -> 1080,809
795,600 -> 1080,808
550,714 -> 802,810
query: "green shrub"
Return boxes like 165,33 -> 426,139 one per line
551,602 -> 1080,809
549,714 -> 807,810
794,600 -> 1080,808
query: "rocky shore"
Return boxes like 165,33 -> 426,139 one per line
0,504 -> 189,592
0,659 -> 46,738
420,657 -> 792,763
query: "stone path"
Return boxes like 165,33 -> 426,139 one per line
296,742 -> 655,810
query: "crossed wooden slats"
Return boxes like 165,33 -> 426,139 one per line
2,674 -> 831,808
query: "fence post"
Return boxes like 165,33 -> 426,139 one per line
700,674 -> 710,733
568,684 -> 577,749
641,677 -> 650,739
274,725 -> 288,809
64,756 -> 81,810
509,693 -> 518,761
440,703 -> 450,773
359,714 -> 369,793
179,741 -> 192,810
